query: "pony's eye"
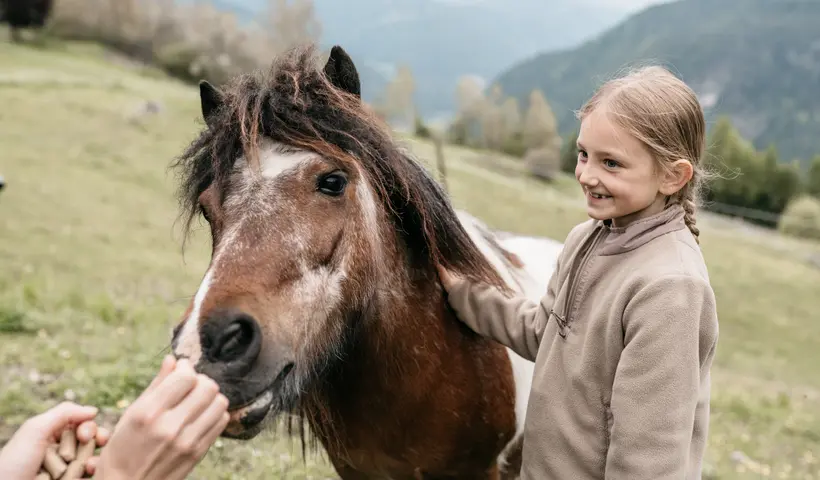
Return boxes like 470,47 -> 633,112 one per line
317,172 -> 347,196
199,204 -> 212,223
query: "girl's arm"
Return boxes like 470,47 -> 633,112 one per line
605,274 -> 719,479
440,258 -> 562,362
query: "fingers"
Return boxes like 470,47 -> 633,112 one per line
197,410 -> 230,453
24,402 -> 98,444
142,358 -> 198,411
140,392 -> 229,480
85,455 -> 99,477
75,420 -> 97,444
180,393 -> 229,454
74,420 -> 110,448
168,374 -> 221,427
95,426 -> 111,447
436,264 -> 458,289
143,354 -> 177,395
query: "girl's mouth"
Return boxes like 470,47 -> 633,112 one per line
587,191 -> 612,200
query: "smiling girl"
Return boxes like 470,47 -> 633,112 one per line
438,66 -> 720,479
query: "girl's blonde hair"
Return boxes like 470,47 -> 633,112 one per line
576,65 -> 706,243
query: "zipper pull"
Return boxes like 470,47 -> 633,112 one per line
551,311 -> 568,338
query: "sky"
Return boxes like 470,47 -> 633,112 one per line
580,0 -> 670,10
430,0 -> 670,10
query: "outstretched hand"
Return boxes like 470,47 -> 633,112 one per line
92,355 -> 230,480
0,401 -> 110,480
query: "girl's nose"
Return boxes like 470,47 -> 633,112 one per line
577,164 -> 599,187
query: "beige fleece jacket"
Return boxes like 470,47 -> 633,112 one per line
446,204 -> 719,480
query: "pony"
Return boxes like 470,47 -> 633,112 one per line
0,0 -> 53,42
170,44 -> 552,479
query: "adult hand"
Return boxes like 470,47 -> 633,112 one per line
92,355 -> 230,480
0,401 -> 110,479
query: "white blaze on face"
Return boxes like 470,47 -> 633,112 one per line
175,269 -> 213,363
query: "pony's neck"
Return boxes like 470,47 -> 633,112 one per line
323,241 -> 457,387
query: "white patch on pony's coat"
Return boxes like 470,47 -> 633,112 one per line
175,268 -> 213,363
259,145 -> 315,179
499,235 -> 564,291
506,347 -> 534,436
355,175 -> 381,253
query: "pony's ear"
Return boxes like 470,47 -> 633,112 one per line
199,80 -> 224,127
323,45 -> 361,99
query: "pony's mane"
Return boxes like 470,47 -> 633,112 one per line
171,44 -> 507,291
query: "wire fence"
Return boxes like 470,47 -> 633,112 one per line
702,200 -> 820,238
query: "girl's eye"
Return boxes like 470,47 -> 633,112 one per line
577,149 -> 588,161
604,159 -> 620,169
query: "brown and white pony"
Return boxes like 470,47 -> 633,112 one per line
170,45 -> 552,480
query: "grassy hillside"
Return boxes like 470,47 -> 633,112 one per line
494,0 -> 820,167
1,39 -> 820,479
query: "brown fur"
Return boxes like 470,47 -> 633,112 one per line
170,45 -> 525,479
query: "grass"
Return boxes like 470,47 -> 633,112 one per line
1,38 -> 819,479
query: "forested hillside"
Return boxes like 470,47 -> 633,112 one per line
494,0 -> 820,167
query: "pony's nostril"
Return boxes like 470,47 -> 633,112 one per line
209,314 -> 260,365
216,322 -> 250,361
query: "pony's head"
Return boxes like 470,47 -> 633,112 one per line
170,45 -> 505,440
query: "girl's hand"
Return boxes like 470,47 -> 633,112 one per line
92,355 -> 230,480
0,401 -> 110,479
436,263 -> 462,292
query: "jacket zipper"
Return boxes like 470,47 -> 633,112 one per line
560,226 -> 607,336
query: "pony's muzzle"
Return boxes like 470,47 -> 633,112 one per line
200,308 -> 262,376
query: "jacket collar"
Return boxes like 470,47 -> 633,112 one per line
597,203 -> 687,255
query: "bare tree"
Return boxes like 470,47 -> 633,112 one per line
523,89 -> 562,179
264,0 -> 322,54
376,65 -> 416,129
448,75 -> 486,145
523,89 -> 560,150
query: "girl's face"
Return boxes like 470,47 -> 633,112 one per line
574,108 -> 669,227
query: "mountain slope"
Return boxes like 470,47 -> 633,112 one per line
210,0 -> 642,119
493,0 -> 820,167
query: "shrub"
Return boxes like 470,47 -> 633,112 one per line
524,146 -> 561,182
778,195 -> 820,241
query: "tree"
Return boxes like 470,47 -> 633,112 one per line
523,89 -> 560,151
451,75 -> 486,147
753,145 -> 802,214
375,65 -> 416,129
807,155 -> 820,198
703,116 -> 760,208
264,0 -> 322,54
560,129 -> 579,174
522,89 -> 561,179
480,84 -> 506,150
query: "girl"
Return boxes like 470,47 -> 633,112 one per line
438,66 -> 719,479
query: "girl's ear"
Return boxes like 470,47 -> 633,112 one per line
660,159 -> 694,196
